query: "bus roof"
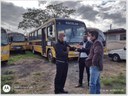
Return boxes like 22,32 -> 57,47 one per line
54,18 -> 84,22
29,18 -> 85,34
42,18 -> 85,26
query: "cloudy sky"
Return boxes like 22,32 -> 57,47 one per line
1,0 -> 126,33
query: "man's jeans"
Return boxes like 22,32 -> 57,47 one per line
89,66 -> 101,94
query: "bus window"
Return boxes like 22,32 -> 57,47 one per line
29,33 -> 32,40
57,25 -> 85,43
34,32 -> 36,40
35,30 -> 38,39
30,33 -> 32,40
38,29 -> 42,39
36,30 -> 38,39
47,25 -> 55,40
32,32 -> 34,40
12,34 -> 25,42
1,31 -> 9,46
8,36 -> 12,42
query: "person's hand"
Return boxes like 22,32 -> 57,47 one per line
78,45 -> 82,49
74,48 -> 77,51
77,44 -> 82,49
76,44 -> 80,48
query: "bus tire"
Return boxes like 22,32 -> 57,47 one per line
47,50 -> 55,63
1,61 -> 8,66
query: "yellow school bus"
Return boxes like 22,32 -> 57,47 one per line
29,18 -> 87,62
8,32 -> 27,53
1,28 -> 10,64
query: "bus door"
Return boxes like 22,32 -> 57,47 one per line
42,28 -> 46,55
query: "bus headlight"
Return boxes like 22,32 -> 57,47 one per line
1,50 -> 9,55
13,46 -> 22,49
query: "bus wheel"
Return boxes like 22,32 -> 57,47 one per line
1,61 -> 8,66
47,50 -> 54,63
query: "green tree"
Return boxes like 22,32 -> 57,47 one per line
18,3 -> 75,30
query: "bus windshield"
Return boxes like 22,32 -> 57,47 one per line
1,30 -> 8,46
56,21 -> 86,43
12,34 -> 25,42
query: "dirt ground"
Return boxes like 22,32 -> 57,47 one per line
1,53 -> 126,94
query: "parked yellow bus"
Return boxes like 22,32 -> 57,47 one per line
8,32 -> 27,53
1,28 -> 10,64
29,18 -> 87,62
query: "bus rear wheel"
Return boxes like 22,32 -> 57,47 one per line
47,50 -> 55,63
1,61 -> 8,66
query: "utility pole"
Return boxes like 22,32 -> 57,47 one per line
110,24 -> 112,30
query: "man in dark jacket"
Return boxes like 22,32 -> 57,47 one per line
54,32 -> 75,94
86,30 -> 104,94
75,35 -> 92,88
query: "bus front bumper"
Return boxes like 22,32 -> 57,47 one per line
68,51 -> 79,58
11,46 -> 26,51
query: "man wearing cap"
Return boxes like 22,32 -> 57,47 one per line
54,32 -> 75,94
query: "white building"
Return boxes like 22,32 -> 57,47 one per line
104,28 -> 126,50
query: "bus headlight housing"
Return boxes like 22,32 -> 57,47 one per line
13,46 -> 23,49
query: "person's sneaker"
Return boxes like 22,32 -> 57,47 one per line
75,84 -> 83,88
60,90 -> 68,94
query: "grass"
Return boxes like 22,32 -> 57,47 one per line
8,51 -> 41,64
113,89 -> 126,94
1,70 -> 18,94
33,72 -> 41,76
1,74 -> 15,94
102,73 -> 126,86
101,78 -> 113,86
101,73 -> 126,94
3,70 -> 15,75
1,51 -> 41,93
